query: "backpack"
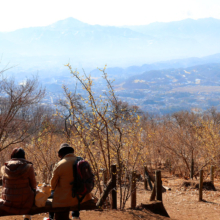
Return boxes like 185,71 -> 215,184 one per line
70,157 -> 94,209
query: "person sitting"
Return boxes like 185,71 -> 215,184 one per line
0,147 -> 37,220
44,143 -> 92,220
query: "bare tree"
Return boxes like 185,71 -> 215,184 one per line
0,76 -> 45,152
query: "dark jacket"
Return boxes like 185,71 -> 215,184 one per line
0,158 -> 37,215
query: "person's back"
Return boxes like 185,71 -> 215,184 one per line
0,148 -> 37,216
51,153 -> 88,207
48,143 -> 92,220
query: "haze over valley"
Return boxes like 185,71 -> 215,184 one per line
1,17 -> 220,114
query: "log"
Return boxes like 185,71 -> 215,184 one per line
163,186 -> 171,191
0,199 -> 97,216
96,179 -> 113,207
136,200 -> 170,218
55,211 -> 69,220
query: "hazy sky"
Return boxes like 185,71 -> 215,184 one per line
1,0 -> 220,32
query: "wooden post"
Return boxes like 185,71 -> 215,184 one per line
210,166 -> 214,184
150,184 -> 156,201
190,158 -> 194,180
103,169 -> 107,188
144,166 -> 148,190
199,170 -> 203,201
111,164 -> 117,209
131,171 -> 137,209
97,179 -> 113,207
155,170 -> 162,201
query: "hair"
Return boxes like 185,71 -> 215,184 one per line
11,148 -> 25,159
58,143 -> 74,158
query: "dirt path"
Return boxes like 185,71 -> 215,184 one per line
0,209 -> 170,220
163,178 -> 220,220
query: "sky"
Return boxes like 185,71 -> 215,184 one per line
0,0 -> 220,32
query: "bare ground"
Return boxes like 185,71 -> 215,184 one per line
1,172 -> 220,220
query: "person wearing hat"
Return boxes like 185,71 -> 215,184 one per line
0,147 -> 37,220
44,143 -> 92,220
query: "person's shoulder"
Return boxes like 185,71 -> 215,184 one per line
54,160 -> 63,168
25,160 -> 33,165
57,154 -> 77,167
23,160 -> 34,170
53,157 -> 70,168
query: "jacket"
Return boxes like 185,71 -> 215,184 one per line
50,153 -> 92,207
0,158 -> 37,215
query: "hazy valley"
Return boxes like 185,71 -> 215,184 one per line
1,17 -> 220,114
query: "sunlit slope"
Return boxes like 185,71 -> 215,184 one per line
122,63 -> 220,91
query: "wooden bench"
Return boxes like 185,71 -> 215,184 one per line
0,199 -> 97,220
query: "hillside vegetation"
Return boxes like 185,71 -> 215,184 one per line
1,66 -> 220,209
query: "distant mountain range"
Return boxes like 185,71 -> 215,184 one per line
2,17 -> 220,114
89,53 -> 220,81
1,17 -> 220,71
126,18 -> 220,38
122,62 -> 220,90
113,62 -> 220,114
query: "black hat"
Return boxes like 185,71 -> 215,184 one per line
58,143 -> 74,155
11,147 -> 25,159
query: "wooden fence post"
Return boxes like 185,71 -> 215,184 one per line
144,166 -> 148,190
199,170 -> 203,201
131,171 -> 137,209
210,166 -> 214,184
149,184 -> 156,201
155,170 -> 162,201
111,164 -> 117,209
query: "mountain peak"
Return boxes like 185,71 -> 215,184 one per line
49,17 -> 89,30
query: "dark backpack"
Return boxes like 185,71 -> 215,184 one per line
70,157 -> 94,209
